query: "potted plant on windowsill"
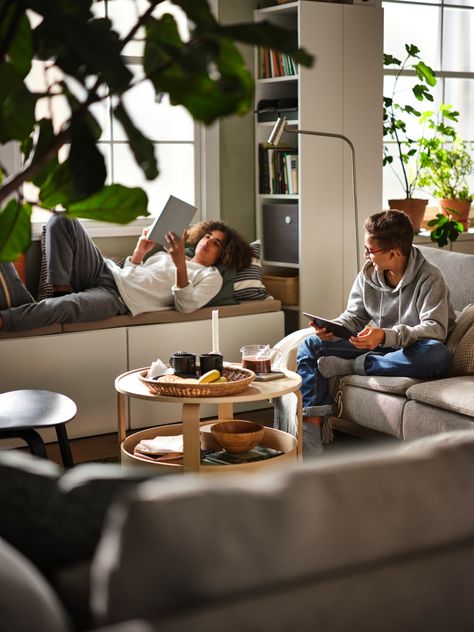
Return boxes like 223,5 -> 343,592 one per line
417,104 -> 473,244
383,44 -> 438,232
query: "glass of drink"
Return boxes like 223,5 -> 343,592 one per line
240,345 -> 282,373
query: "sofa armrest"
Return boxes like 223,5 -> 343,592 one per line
274,327 -> 312,372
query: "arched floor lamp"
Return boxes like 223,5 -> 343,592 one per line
267,116 -> 360,266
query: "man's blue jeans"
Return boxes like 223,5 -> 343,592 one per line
297,335 -> 452,416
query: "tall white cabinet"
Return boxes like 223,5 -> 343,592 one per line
254,1 -> 383,331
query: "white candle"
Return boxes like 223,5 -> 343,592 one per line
212,309 -> 220,353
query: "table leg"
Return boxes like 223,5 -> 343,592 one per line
296,389 -> 303,460
117,392 -> 127,444
182,403 -> 201,472
218,402 -> 234,420
55,423 -> 74,468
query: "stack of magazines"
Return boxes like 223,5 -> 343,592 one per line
201,445 -> 283,465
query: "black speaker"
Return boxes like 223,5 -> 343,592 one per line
262,203 -> 298,264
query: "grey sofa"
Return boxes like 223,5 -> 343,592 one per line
1,430 -> 474,632
276,246 -> 474,441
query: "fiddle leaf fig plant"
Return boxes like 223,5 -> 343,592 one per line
0,0 -> 314,262
383,43 -> 437,199
427,209 -> 464,248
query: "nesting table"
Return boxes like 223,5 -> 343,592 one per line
115,367 -> 302,473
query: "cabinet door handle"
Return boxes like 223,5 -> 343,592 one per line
284,215 -> 292,224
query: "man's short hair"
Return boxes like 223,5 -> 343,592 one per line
364,210 -> 414,256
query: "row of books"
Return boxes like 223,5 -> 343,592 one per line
258,47 -> 297,79
258,143 -> 298,195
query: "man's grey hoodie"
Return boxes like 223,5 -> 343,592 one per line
335,246 -> 456,348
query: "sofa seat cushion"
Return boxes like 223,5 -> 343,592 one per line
406,376 -> 474,419
339,374 -> 421,396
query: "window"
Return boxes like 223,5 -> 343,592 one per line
383,0 -> 474,205
25,0 -> 199,236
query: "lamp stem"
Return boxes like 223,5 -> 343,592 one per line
284,128 -> 360,267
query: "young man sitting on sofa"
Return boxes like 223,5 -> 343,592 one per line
0,213 -> 252,331
300,209 -> 455,455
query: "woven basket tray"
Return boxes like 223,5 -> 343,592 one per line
139,367 -> 255,397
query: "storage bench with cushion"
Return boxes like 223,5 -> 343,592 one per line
0,241 -> 284,442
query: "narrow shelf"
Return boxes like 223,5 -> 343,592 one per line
257,76 -> 298,85
258,194 -> 299,200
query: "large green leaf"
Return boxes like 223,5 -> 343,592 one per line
171,0 -> 217,29
0,63 -> 36,142
0,200 -> 32,262
30,119 -> 59,188
65,184 -> 149,223
0,4 -> 33,78
143,14 -> 184,74
144,19 -> 254,124
35,14 -> 132,93
39,119 -> 106,208
69,117 -> 106,198
39,160 -> 77,208
114,102 -> 158,180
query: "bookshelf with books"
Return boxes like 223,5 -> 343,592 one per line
254,1 -> 383,334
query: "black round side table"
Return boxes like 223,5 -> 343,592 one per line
0,390 -> 77,468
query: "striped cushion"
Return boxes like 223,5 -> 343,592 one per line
233,240 -> 272,302
0,262 -> 35,309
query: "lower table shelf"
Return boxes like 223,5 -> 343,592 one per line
121,420 -> 297,474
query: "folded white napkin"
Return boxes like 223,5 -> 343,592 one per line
148,358 -> 168,379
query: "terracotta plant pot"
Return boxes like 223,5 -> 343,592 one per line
438,199 -> 472,231
388,198 -> 429,233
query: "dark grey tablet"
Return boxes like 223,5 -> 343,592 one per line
303,312 -> 354,340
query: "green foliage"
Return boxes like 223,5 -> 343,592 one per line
0,0 -> 313,262
383,44 -> 437,199
427,209 -> 464,248
417,105 -> 473,200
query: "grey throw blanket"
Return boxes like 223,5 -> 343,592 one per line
273,393 -> 334,445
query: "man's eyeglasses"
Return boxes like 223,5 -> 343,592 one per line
364,246 -> 385,257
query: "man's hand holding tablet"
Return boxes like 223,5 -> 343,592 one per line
303,312 -> 355,340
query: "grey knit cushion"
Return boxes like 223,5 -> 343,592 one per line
446,304 -> 474,376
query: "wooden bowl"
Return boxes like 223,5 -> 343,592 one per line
210,420 -> 264,454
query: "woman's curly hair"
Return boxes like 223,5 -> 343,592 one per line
186,220 -> 253,270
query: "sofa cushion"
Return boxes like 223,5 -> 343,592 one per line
91,431 -> 474,625
446,304 -> 474,377
0,451 -> 154,574
338,374 -> 421,396
418,246 -> 474,311
0,261 -> 35,309
0,536 -> 70,632
406,375 -> 474,419
233,240 -> 272,302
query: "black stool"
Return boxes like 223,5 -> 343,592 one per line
0,389 -> 77,468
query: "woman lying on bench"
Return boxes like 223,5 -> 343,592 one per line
0,214 -> 252,332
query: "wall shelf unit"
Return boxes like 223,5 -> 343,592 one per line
254,1 -> 383,333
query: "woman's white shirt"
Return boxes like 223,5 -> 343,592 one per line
106,251 -> 222,316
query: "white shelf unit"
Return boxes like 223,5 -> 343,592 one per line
254,1 -> 383,331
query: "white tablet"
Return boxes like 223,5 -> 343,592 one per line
147,195 -> 197,245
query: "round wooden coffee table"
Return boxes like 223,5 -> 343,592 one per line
115,367 -> 302,473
